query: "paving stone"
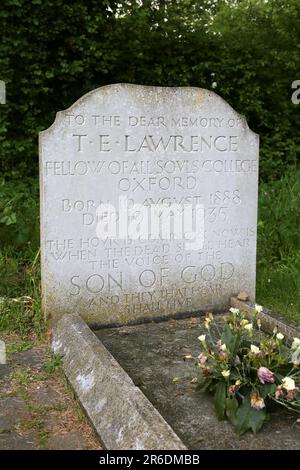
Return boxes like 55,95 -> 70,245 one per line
0,397 -> 29,432
0,364 -> 11,380
29,383 -> 63,405
0,431 -> 36,450
13,348 -> 45,370
0,341 -> 100,450
47,431 -> 91,450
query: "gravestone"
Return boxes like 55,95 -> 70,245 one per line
40,84 -> 259,325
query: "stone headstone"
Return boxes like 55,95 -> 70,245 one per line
40,84 -> 259,325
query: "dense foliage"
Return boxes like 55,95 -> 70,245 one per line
1,0 -> 299,179
0,0 -> 299,332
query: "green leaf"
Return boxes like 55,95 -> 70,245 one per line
226,394 -> 239,425
259,383 -> 277,399
214,381 -> 227,420
221,323 -> 240,356
235,399 -> 251,435
235,399 -> 266,435
249,407 -> 266,434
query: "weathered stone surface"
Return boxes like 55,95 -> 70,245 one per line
40,84 -> 259,325
47,432 -> 89,450
13,348 -> 45,370
29,383 -> 62,405
0,342 -> 100,450
0,431 -> 36,450
0,397 -> 29,432
0,364 -> 10,380
53,313 -> 186,450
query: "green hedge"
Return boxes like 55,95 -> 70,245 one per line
1,0 -> 299,180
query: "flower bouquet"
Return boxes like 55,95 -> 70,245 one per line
190,306 -> 300,434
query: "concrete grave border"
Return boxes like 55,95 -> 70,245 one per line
52,314 -> 186,450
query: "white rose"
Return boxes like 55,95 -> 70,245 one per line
229,307 -> 239,315
276,332 -> 284,341
282,376 -> 296,391
292,337 -> 300,350
198,335 -> 206,342
255,304 -> 263,314
250,344 -> 260,354
292,347 -> 300,366
221,370 -> 230,378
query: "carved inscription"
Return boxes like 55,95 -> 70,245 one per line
40,85 -> 259,324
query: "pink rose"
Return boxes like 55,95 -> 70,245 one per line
234,355 -> 241,364
198,352 -> 208,364
257,366 -> 275,384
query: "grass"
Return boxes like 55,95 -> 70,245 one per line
256,166 -> 300,324
43,355 -> 63,375
37,431 -> 49,450
0,248 -> 44,335
10,368 -> 34,387
257,255 -> 300,325
18,418 -> 45,431
7,341 -> 33,356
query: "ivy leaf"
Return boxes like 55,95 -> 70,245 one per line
235,399 -> 266,435
214,381 -> 227,420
